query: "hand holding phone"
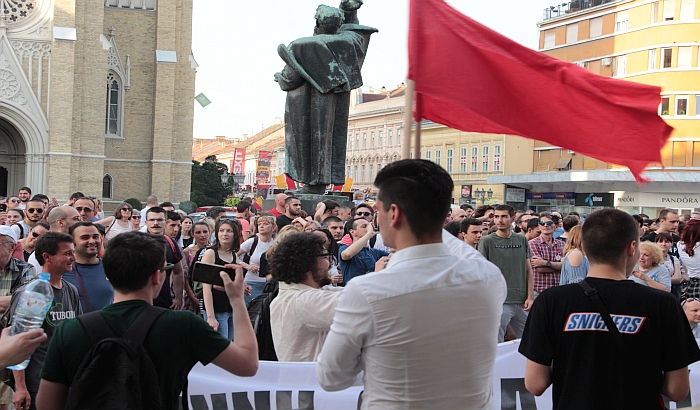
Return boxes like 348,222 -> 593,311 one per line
192,262 -> 236,287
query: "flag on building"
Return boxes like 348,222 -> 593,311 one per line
408,0 -> 673,182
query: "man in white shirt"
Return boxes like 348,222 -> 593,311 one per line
267,232 -> 342,362
317,159 -> 507,409
139,195 -> 158,227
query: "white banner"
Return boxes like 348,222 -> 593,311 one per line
186,340 -> 700,409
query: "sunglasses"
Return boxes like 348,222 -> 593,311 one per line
356,211 -> 372,217
539,221 -> 554,226
311,226 -> 328,231
121,207 -> 132,212
9,199 -> 19,203
131,215 -> 141,220
27,208 -> 43,214
75,207 -> 94,213
682,298 -> 700,306
31,231 -> 40,238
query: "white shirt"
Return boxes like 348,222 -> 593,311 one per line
270,282 -> 343,362
678,241 -> 700,279
139,206 -> 151,227
241,236 -> 273,283
316,242 -> 507,409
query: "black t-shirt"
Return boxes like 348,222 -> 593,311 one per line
153,236 -> 184,308
519,277 -> 700,410
276,214 -> 294,230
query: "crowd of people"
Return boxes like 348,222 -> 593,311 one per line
0,164 -> 697,409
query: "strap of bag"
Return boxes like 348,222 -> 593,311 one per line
242,236 -> 259,275
164,235 -> 182,264
78,306 -> 166,345
72,263 -> 93,312
577,280 -> 626,352
357,249 -> 372,273
104,218 -> 117,235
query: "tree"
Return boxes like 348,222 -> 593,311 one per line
190,155 -> 231,206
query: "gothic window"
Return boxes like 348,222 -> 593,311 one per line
102,174 -> 113,199
2,0 -> 38,24
106,72 -> 120,136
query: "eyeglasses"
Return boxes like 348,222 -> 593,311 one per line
311,226 -> 328,231
356,211 -> 372,217
682,298 -> 700,306
147,218 -> 165,223
539,221 -> 554,226
131,215 -> 142,220
159,263 -> 174,272
9,199 -> 19,203
316,252 -> 336,263
27,208 -> 43,214
75,207 -> 93,213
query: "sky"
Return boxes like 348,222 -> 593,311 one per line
191,0 -> 555,140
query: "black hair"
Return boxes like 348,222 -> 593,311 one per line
18,186 -> 31,194
568,211 -> 580,217
68,222 -> 98,237
632,214 -> 644,228
103,232 -> 167,293
460,204 -> 474,211
69,192 -> 84,200
146,206 -> 166,218
284,196 -> 299,205
206,206 -> 226,219
8,207 -> 24,219
582,209 -> 639,265
563,215 -> 579,231
210,219 -> 241,253
460,218 -> 482,233
159,201 -> 174,209
374,159 -> 452,239
236,200 -> 251,213
31,194 -> 49,202
32,221 -> 50,231
494,204 -> 515,217
527,218 -> 540,232
268,233 -> 326,284
445,221 -> 461,238
35,232 -> 73,265
166,211 -> 181,222
321,216 -> 342,225
473,205 -> 494,218
540,212 -> 558,225
322,200 -> 340,212
74,197 -> 95,208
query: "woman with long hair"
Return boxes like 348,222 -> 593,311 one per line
679,218 -> 700,298
238,215 -> 277,305
201,219 -> 244,340
559,225 -> 588,285
181,221 -> 211,313
656,232 -> 688,299
95,201 -> 133,242
181,216 -> 194,248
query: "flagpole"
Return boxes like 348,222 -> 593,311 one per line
402,79 -> 414,159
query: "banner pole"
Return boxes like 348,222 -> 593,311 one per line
402,79 -> 414,159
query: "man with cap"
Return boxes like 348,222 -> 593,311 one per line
0,225 -> 36,410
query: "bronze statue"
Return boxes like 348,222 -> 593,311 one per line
275,0 -> 377,194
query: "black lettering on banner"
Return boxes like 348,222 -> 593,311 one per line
501,378 -> 538,410
185,391 -> 315,410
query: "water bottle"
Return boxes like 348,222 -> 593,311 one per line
7,273 -> 53,370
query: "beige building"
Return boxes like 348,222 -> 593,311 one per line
347,85 -> 533,205
0,0 -> 194,208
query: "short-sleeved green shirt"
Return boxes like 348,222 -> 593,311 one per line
478,233 -> 532,304
40,300 -> 231,410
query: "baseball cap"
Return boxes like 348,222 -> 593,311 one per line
0,226 -> 18,243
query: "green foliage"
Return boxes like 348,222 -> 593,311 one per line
124,198 -> 142,211
190,156 -> 231,206
224,197 -> 241,208
179,200 -> 198,214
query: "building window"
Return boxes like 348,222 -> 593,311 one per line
371,132 -> 375,148
409,151 -> 413,159
678,47 -> 692,68
696,95 -> 700,116
543,31 -> 555,48
566,24 -> 578,44
105,73 -> 120,135
494,145 -> 502,172
388,130 -> 393,146
661,97 -> 670,115
614,55 -> 626,76
590,17 -> 603,38
435,149 -> 441,166
460,147 -> 467,173
361,165 -> 366,182
353,165 -> 358,182
676,96 -> 688,116
662,48 -> 672,68
680,0 -> 695,20
347,166 -> 351,177
471,147 -> 478,172
105,0 -> 156,10
648,49 -> 657,70
378,131 -> 383,147
102,174 -> 113,199
447,149 -> 453,173
673,141 -> 687,166
348,135 -> 353,150
426,150 -> 432,161
482,146 -> 489,172
652,1 -> 660,23
369,164 -> 374,181
363,133 -> 367,149
397,129 -> 401,146
615,11 -> 629,32
664,0 -> 675,21
355,134 -> 359,150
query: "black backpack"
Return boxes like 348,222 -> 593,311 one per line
65,306 -> 166,410
247,279 -> 279,361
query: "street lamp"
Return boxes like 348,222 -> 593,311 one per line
474,188 -> 493,204
221,171 -> 246,195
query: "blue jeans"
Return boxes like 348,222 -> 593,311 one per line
245,281 -> 266,306
202,310 -> 233,341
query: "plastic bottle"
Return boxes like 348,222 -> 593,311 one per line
7,273 -> 54,370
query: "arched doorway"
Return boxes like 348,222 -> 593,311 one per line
0,119 -> 26,197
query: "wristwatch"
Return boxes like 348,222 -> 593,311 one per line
546,260 -> 551,268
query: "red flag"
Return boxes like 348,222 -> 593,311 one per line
284,173 -> 297,190
408,0 -> 673,182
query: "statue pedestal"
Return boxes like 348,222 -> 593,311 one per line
295,194 -> 352,216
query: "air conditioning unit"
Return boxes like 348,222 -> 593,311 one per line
602,57 -> 612,67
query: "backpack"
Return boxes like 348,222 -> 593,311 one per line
64,306 -> 167,410
247,279 -> 279,361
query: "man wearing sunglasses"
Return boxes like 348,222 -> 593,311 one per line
72,198 -> 96,223
11,199 -> 44,240
529,213 -> 564,298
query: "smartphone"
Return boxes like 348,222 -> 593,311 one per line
192,262 -> 236,287
0,204 -> 6,212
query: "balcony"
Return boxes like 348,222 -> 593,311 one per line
104,0 -> 156,11
541,0 -> 619,21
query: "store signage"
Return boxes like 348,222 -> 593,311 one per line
661,196 -> 700,204
575,192 -> 614,207
461,185 -> 472,199
532,192 -> 544,200
554,192 -> 567,200
506,188 -> 525,203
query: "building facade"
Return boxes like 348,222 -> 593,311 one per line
491,0 -> 700,216
0,0 -> 195,207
